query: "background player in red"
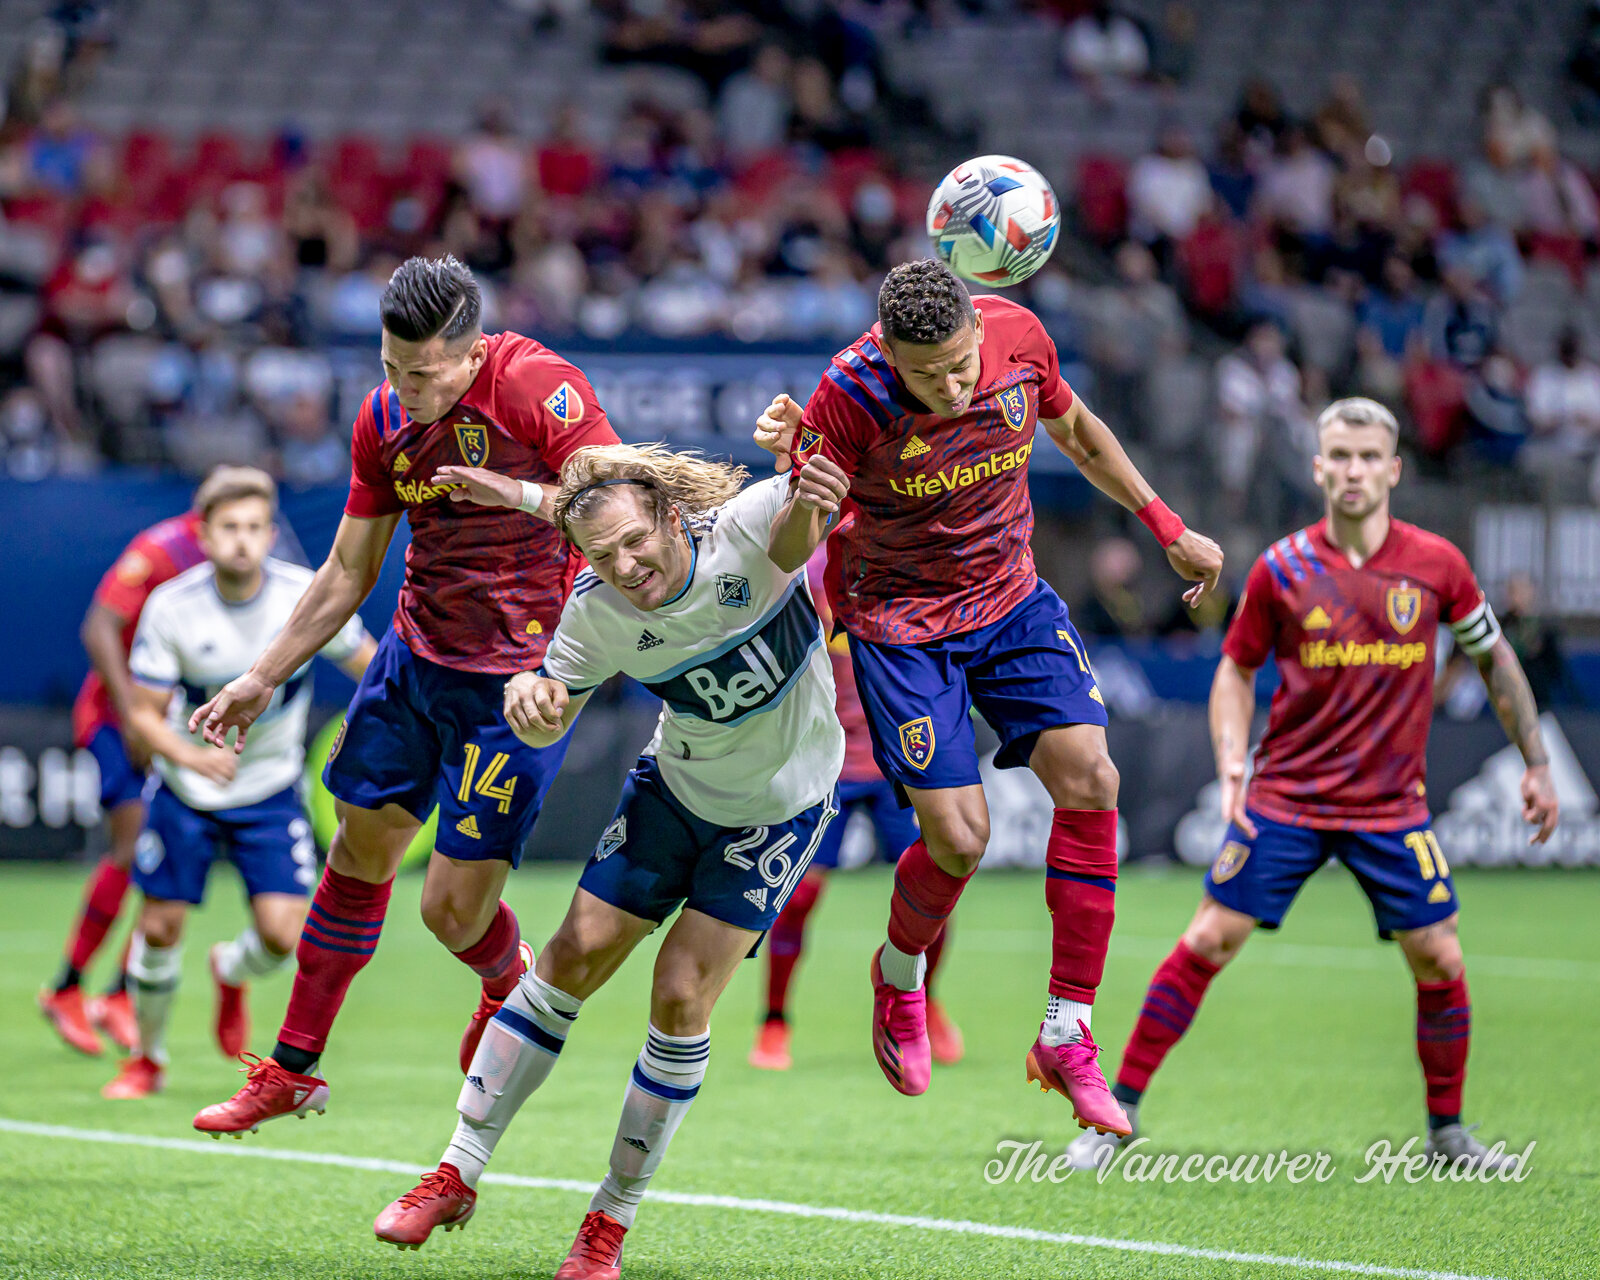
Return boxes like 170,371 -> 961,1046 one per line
756,260 -> 1222,1133
189,256 -> 618,1136
748,537 -> 963,1073
39,475 -> 218,1057
1067,397 -> 1559,1173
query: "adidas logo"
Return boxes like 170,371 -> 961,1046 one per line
456,814 -> 482,839
743,886 -> 769,910
623,1136 -> 650,1153
900,434 -> 930,460
392,450 -> 410,473
466,1074 -> 485,1093
637,630 -> 663,651
1428,882 -> 1452,904
1303,606 -> 1332,630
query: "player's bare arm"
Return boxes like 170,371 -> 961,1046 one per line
125,682 -> 237,787
1209,654 -> 1258,838
1042,399 -> 1223,607
337,634 -> 380,683
504,671 -> 592,748
430,464 -> 557,524
81,600 -> 148,761
754,393 -> 802,471
768,455 -> 850,572
192,511 -> 400,750
1474,636 -> 1559,844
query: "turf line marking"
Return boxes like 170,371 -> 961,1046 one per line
0,1117 -> 1508,1280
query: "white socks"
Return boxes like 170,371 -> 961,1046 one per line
445,971 -> 583,1188
1041,994 -> 1093,1047
127,932 -> 183,1065
212,927 -> 288,985
589,1024 -> 709,1230
878,940 -> 926,992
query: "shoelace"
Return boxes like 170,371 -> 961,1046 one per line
396,1170 -> 465,1210
574,1213 -> 625,1261
1061,1031 -> 1108,1087
233,1051 -> 275,1092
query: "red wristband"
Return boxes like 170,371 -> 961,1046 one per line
1136,498 -> 1186,547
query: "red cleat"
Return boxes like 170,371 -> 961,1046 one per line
926,997 -> 965,1066
459,939 -> 534,1075
373,1164 -> 476,1249
1025,1021 -> 1131,1136
209,944 -> 250,1058
553,1210 -> 627,1280
38,986 -> 103,1056
102,1055 -> 164,1099
748,1018 -> 791,1071
193,1053 -> 329,1137
86,989 -> 139,1053
870,947 -> 931,1096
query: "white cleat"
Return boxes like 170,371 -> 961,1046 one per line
1424,1122 -> 1522,1174
1064,1100 -> 1138,1170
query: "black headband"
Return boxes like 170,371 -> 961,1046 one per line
567,477 -> 655,508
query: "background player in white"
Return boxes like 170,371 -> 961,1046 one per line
103,470 -> 375,1100
372,443 -> 847,1280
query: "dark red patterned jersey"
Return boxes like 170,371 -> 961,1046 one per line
1223,519 -> 1494,831
346,331 -> 618,674
73,511 -> 207,746
795,295 -> 1075,645
807,541 -> 879,783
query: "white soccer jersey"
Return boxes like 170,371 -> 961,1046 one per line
541,475 -> 844,827
129,557 -> 369,811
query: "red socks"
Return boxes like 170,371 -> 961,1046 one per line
67,856 -> 132,971
278,866 -> 393,1055
1416,974 -> 1470,1121
1117,938 -> 1220,1094
1044,808 -> 1118,1001
765,874 -> 825,1019
887,839 -> 972,956
454,899 -> 523,1000
924,916 -> 949,990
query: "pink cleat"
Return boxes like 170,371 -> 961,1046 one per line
870,947 -> 931,1096
748,1019 -> 791,1071
102,1055 -> 165,1099
38,986 -> 102,1056
1025,1021 -> 1131,1136
926,997 -> 965,1066
460,939 -> 534,1075
193,1053 -> 328,1136
374,1165 -> 476,1249
209,944 -> 250,1058
87,990 -> 139,1054
553,1210 -> 627,1280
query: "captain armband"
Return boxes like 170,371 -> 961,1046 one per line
1449,599 -> 1502,656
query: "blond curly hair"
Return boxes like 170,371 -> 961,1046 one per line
552,442 -> 749,541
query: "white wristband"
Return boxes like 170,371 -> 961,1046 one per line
518,481 -> 545,515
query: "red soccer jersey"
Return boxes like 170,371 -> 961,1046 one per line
807,543 -> 879,783
796,295 -> 1075,645
72,511 -> 207,746
1223,519 -> 1488,831
346,331 -> 618,674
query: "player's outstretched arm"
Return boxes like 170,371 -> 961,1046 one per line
191,512 -> 399,751
1474,637 -> 1560,844
1209,654 -> 1258,839
125,684 -> 237,787
754,393 -> 802,472
430,465 -> 555,523
504,672 -> 591,748
769,455 -> 849,572
1043,400 -> 1223,606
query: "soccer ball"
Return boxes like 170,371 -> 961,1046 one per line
926,155 -> 1060,288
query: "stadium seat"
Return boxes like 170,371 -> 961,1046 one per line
1074,154 -> 1129,247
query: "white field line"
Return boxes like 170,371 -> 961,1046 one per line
0,1117 -> 1510,1280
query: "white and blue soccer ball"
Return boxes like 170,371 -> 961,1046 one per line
926,155 -> 1060,288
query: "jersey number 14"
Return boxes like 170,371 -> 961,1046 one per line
459,743 -> 518,814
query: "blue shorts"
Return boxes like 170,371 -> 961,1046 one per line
324,629 -> 569,865
87,725 -> 145,811
1204,811 -> 1460,940
133,782 -> 316,906
579,756 -> 839,934
810,777 -> 920,871
848,581 -> 1107,794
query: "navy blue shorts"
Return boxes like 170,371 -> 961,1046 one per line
579,756 -> 839,934
87,725 -> 145,811
810,778 -> 920,871
848,581 -> 1107,794
134,782 -> 317,906
1204,810 -> 1460,940
324,629 -> 569,865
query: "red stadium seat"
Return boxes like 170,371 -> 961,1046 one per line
1404,358 -> 1466,456
1075,153 -> 1127,245
1402,158 -> 1458,228
193,132 -> 246,183
401,137 -> 454,188
1177,214 -> 1240,317
329,134 -> 383,182
120,130 -> 174,187
1527,231 -> 1588,286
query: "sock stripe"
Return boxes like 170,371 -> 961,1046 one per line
631,1061 -> 701,1102
297,930 -> 377,957
494,1006 -> 566,1055
1044,869 -> 1117,893
305,903 -> 384,939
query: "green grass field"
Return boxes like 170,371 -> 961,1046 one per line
2,862 -> 1596,1280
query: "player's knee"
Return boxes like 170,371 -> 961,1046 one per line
421,894 -> 484,952
1184,905 -> 1250,967
139,909 -> 185,950
258,918 -> 302,957
1053,751 -> 1120,811
1401,918 -> 1462,982
650,981 -> 712,1038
